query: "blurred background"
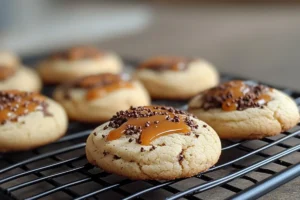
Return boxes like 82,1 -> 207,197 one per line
1,0 -> 300,90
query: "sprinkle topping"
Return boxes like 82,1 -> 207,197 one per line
198,80 -> 273,111
0,90 -> 51,124
106,106 -> 198,145
138,57 -> 191,71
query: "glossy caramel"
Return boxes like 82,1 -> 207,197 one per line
0,66 -> 16,80
86,81 -> 133,100
51,46 -> 103,60
107,107 -> 191,145
65,74 -> 134,100
0,90 -> 46,123
206,81 -> 272,111
138,57 -> 189,71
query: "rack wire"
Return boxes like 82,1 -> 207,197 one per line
0,57 -> 299,200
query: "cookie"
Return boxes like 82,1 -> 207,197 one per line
188,80 -> 300,139
37,46 -> 123,84
0,51 -> 20,68
53,73 -> 150,122
0,52 -> 42,92
0,67 -> 42,92
134,56 -> 219,100
86,105 -> 221,180
0,90 -> 68,152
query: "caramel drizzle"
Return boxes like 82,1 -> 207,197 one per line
50,46 -> 103,61
86,81 -> 133,100
0,90 -> 47,124
138,57 -> 190,71
203,80 -> 272,111
0,66 -> 16,80
64,74 -> 133,100
106,106 -> 191,145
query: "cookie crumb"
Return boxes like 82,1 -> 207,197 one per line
93,132 -> 97,136
140,147 -> 145,152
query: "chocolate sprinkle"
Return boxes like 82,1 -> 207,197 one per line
0,91 -> 51,124
150,145 -> 156,151
107,106 -> 197,131
200,81 -> 272,111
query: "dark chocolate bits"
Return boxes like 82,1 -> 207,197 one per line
0,91 -> 50,124
200,81 -> 272,111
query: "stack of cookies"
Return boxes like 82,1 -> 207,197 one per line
0,46 -> 299,181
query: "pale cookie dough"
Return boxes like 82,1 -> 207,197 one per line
134,57 -> 219,100
86,106 -> 221,180
0,51 -> 20,68
0,90 -> 68,152
188,80 -> 300,139
0,51 -> 42,92
37,46 -> 123,84
0,66 -> 42,92
54,74 -> 150,122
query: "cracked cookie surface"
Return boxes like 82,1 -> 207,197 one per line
86,106 -> 221,180
188,81 -> 300,139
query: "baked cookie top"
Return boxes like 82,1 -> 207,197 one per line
0,66 -> 17,81
138,56 -> 192,71
0,52 -> 20,80
102,105 -> 199,146
61,73 -> 133,101
0,90 -> 51,124
86,105 -> 221,180
190,80 -> 273,111
49,46 -> 104,61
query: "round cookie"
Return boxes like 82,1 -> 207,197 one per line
0,90 -> 68,152
134,56 -> 219,100
0,67 -> 42,92
0,51 -> 42,92
86,105 -> 221,180
0,51 -> 20,68
37,46 -> 123,84
53,73 -> 151,123
188,80 -> 300,139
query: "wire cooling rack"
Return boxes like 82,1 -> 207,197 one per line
0,57 -> 299,200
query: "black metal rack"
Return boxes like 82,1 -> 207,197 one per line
0,58 -> 299,200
